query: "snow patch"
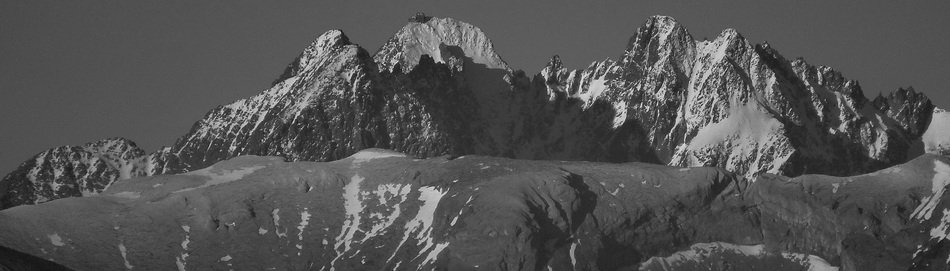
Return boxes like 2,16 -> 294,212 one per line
118,242 -> 133,270
176,225 -> 191,271
688,105 -> 782,148
639,242 -> 838,270
678,103 -> 791,178
645,242 -> 765,266
47,233 -> 65,247
362,184 -> 412,241
450,195 -> 475,227
911,160 -> 950,221
917,209 -> 950,259
180,225 -> 191,249
350,149 -> 406,165
804,255 -> 838,271
610,187 -> 621,196
327,173 -> 415,268
421,242 -> 449,267
569,239 -> 580,268
386,186 -> 449,265
334,174 -> 365,254
407,186 -> 447,239
112,191 -> 141,199
176,165 -> 265,193
296,208 -> 312,256
175,257 -> 186,271
783,252 -> 839,271
578,79 -> 609,109
272,209 -> 287,238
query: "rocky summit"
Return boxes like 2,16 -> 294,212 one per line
0,14 -> 949,270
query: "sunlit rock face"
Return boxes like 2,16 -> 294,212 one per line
532,16 -> 931,180
0,138 -> 165,209
1,15 -> 942,213
374,17 -> 510,72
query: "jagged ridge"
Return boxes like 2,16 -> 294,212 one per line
0,15 -> 944,210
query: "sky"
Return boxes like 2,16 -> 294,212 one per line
1,0 -> 948,174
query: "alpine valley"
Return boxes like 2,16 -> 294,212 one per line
1,14 -> 949,271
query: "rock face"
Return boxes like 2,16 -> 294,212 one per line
170,29 -> 381,170
374,17 -> 510,72
534,16 -> 928,179
873,87 -> 934,138
749,154 -> 950,271
0,15 -> 944,211
2,149 -> 950,270
0,138 -> 168,209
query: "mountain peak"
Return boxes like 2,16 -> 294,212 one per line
622,15 -> 694,68
718,28 -> 742,40
873,86 -> 935,136
298,29 -> 356,64
310,29 -> 350,50
547,55 -> 563,69
640,15 -> 689,38
407,11 -> 433,23
694,28 -> 751,63
373,16 -> 509,72
271,29 -> 355,86
84,137 -> 139,149
645,15 -> 682,30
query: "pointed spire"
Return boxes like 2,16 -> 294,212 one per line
873,86 -> 935,136
548,55 -> 563,70
622,15 -> 695,75
305,30 -> 351,55
627,15 -> 692,50
272,30 -> 354,86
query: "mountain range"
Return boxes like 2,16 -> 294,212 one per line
1,14 -> 949,270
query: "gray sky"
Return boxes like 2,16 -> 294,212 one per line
1,0 -> 948,174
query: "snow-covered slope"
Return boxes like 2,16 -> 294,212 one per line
923,107 -> 950,155
374,17 -> 509,72
1,15 -> 944,209
0,150 -> 787,270
4,150 -> 950,270
639,242 -> 837,271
